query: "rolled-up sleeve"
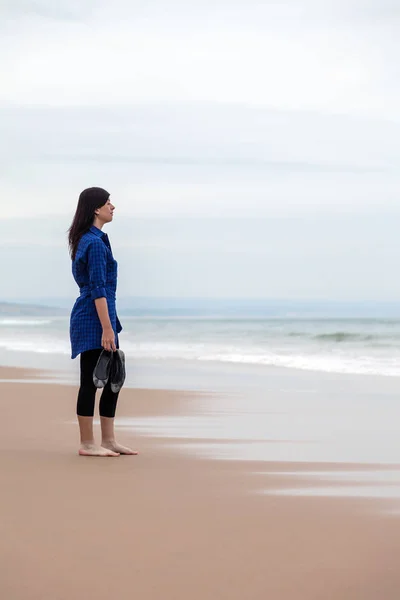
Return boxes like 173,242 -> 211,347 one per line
87,240 -> 107,300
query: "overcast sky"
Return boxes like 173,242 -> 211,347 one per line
0,0 -> 399,301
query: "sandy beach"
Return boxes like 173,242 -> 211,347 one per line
1,367 -> 400,600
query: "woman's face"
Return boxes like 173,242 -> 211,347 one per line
96,197 -> 115,224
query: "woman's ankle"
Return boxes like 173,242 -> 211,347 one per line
80,440 -> 96,448
101,438 -> 116,445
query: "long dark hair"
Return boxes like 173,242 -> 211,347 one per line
68,187 -> 110,260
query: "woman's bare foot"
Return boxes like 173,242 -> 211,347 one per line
79,444 -> 120,457
101,441 -> 138,455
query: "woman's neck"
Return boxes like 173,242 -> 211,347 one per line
92,217 -> 104,230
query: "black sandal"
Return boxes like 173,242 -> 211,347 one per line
93,350 -> 113,388
110,349 -> 126,393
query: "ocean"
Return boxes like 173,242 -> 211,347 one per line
0,315 -> 400,379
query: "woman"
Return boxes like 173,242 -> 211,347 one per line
68,187 -> 137,457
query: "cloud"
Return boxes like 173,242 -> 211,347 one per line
5,1 -> 400,23
1,214 -> 399,301
0,1 -> 399,221
1,0 -> 399,118
0,103 -> 398,218
1,0 -> 94,22
0,1 -> 398,302
2,104 -> 399,166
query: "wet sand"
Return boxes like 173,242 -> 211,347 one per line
1,368 -> 400,599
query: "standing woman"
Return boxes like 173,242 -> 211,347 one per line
68,187 -> 137,457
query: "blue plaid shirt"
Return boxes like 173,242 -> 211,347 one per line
70,225 -> 122,359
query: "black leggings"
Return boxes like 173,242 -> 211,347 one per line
77,349 -> 120,418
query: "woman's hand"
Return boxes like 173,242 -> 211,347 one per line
102,327 -> 116,352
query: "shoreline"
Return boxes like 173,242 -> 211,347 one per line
3,312 -> 400,381
2,368 -> 400,599
3,352 -> 400,391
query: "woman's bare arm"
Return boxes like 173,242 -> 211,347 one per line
94,297 -> 116,351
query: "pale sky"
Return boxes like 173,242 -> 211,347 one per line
0,1 -> 399,301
